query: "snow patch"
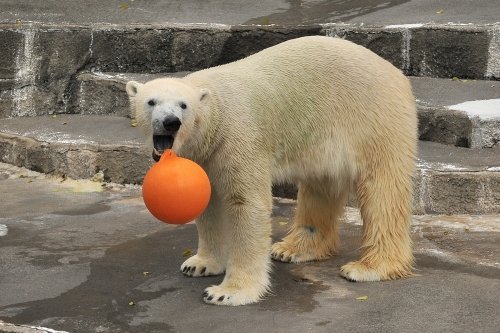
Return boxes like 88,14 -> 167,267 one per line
24,325 -> 70,333
0,321 -> 70,333
417,160 -> 468,171
385,23 -> 424,29
435,163 -> 468,171
24,130 -> 95,145
446,22 -> 474,26
487,166 -> 500,171
0,224 -> 7,236
447,99 -> 500,120
412,214 -> 500,233
477,261 -> 500,268
421,248 -> 461,264
93,72 -> 122,79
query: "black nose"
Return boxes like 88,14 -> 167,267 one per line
162,116 -> 182,132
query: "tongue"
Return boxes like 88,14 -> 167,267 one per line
153,135 -> 174,154
152,135 -> 174,162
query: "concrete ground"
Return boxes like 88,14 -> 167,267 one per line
1,1 -> 499,332
0,163 -> 499,333
0,0 -> 499,26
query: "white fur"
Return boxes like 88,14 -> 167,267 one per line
127,36 -> 417,306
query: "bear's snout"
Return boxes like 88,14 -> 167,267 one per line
163,116 -> 182,132
151,115 -> 181,161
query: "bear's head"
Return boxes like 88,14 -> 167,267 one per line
126,78 -> 210,161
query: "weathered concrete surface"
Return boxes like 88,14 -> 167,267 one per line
1,0 -> 499,26
0,22 -> 499,118
69,72 -> 500,148
417,107 -> 472,147
0,26 -> 92,118
414,141 -> 500,214
412,77 -> 500,147
324,23 -> 500,80
0,24 -> 326,117
70,72 -> 181,117
0,163 -> 499,333
0,115 -> 499,214
0,0 -> 499,117
413,77 -> 500,107
0,115 -> 151,183
409,26 -> 491,79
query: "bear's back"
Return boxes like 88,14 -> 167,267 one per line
182,36 -> 416,176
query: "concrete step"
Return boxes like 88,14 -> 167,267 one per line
0,114 -> 499,215
1,23 -> 499,118
414,77 -> 500,148
0,115 -> 150,184
70,72 -> 500,148
70,72 -> 186,117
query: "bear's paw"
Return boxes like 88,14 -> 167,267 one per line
181,255 -> 225,277
202,284 -> 264,306
271,241 -> 329,263
340,260 -> 413,282
340,261 -> 383,281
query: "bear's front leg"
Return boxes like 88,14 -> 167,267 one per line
181,193 -> 226,277
203,185 -> 273,305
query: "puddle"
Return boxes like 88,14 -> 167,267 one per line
51,203 -> 111,216
259,262 -> 331,313
0,226 -> 196,332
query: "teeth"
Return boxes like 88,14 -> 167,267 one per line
153,148 -> 162,156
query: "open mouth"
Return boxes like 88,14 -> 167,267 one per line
152,135 -> 174,161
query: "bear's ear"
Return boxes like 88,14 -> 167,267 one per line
199,88 -> 210,103
126,81 -> 142,97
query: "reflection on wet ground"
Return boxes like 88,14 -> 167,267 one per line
245,0 -> 410,25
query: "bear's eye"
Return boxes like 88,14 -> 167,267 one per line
180,102 -> 187,110
147,99 -> 156,107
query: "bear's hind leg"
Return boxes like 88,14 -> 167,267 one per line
340,164 -> 414,281
272,181 -> 348,263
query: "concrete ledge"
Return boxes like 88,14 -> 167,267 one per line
70,72 -> 500,148
417,106 -> 472,147
415,170 -> 500,215
0,115 -> 151,184
413,140 -> 500,214
412,76 -> 500,148
0,115 -> 499,214
0,22 -> 498,117
70,72 -> 180,117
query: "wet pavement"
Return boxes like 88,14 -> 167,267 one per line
0,0 -> 499,26
0,163 -> 499,333
1,0 -> 499,331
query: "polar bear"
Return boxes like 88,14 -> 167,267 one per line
126,36 -> 417,306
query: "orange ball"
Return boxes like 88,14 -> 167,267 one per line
142,150 -> 211,224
